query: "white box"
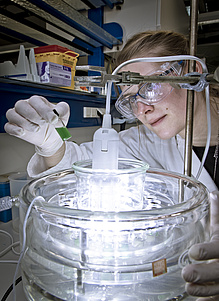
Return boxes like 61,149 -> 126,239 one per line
36,61 -> 71,86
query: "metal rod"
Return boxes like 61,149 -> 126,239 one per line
74,73 -> 219,88
183,0 -> 199,177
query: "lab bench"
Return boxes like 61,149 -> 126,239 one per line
0,220 -> 27,301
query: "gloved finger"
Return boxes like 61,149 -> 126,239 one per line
182,261 -> 219,283
185,282 -> 219,297
14,99 -> 46,126
196,296 -> 219,301
5,108 -> 40,132
54,102 -> 70,125
210,191 -> 219,232
4,123 -> 24,137
211,227 -> 219,243
189,240 -> 219,261
28,95 -> 58,124
187,192 -> 219,262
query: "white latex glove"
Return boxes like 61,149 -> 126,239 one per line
4,95 -> 70,157
182,190 -> 219,300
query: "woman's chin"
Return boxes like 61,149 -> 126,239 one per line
153,129 -> 176,140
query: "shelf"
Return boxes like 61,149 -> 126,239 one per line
0,1 -> 122,132
0,78 -> 109,132
0,0 -> 122,56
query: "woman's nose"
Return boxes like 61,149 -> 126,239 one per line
136,101 -> 154,116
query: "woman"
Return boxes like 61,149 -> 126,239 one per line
4,31 -> 219,299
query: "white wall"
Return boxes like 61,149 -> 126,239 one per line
0,134 -> 34,176
104,0 -> 189,54
160,0 -> 189,34
104,0 -> 160,54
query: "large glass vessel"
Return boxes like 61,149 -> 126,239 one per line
19,159 -> 209,301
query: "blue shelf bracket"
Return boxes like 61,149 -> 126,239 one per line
88,7 -> 105,71
87,7 -> 123,72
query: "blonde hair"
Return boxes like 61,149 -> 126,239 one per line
116,30 -> 219,100
116,30 -> 189,66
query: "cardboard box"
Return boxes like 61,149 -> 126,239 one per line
36,61 -> 72,86
34,45 -> 79,89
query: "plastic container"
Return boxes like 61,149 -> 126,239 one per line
0,175 -> 11,222
0,45 -> 39,82
9,172 -> 31,197
19,159 -> 210,301
8,172 -> 32,232
73,159 -> 149,211
34,45 -> 79,89
0,182 -> 10,198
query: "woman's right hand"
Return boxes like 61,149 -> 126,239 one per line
4,95 -> 70,157
182,191 -> 219,300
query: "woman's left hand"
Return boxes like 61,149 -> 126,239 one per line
182,191 -> 219,300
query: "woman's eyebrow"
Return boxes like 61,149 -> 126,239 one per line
122,85 -> 138,95
122,82 -> 148,98
121,91 -> 134,98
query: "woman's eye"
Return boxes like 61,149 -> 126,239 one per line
129,96 -> 136,104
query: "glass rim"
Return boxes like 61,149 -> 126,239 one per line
21,164 -> 209,220
72,158 -> 150,174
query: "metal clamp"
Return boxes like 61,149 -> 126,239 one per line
74,66 -> 219,88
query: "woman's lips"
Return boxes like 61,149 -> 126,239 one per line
149,115 -> 167,126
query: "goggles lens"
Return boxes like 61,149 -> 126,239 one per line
115,61 -> 183,119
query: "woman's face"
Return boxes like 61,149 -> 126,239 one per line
120,62 -> 188,140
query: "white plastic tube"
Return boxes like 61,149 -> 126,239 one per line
92,80 -> 119,169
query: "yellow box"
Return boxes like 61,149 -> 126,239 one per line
34,45 -> 79,90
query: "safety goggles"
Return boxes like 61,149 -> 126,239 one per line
115,61 -> 184,119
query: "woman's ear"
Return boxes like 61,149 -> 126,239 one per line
195,60 -> 204,73
184,60 -> 204,74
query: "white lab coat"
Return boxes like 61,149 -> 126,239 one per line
27,124 -> 217,192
